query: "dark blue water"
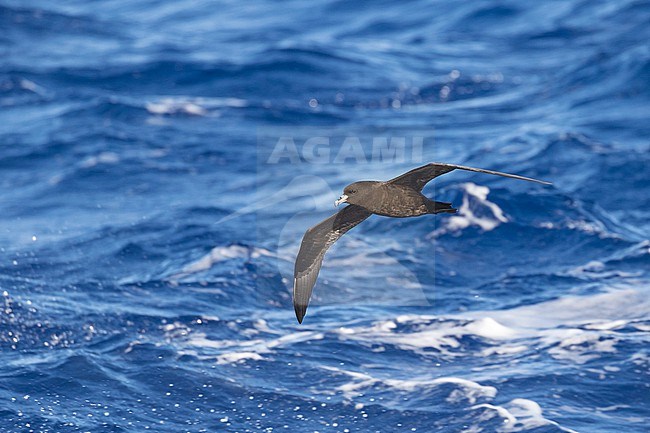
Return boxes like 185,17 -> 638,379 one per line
1,1 -> 649,432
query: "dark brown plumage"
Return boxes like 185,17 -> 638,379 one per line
293,163 -> 551,323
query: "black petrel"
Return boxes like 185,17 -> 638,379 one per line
293,162 -> 550,323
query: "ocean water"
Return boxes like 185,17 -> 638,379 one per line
1,1 -> 649,432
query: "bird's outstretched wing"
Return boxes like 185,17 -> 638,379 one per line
293,204 -> 371,323
387,162 -> 551,191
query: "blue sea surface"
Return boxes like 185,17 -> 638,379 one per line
1,1 -> 649,432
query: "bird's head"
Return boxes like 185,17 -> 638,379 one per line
335,181 -> 376,206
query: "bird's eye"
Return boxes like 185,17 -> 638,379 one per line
348,189 -> 356,194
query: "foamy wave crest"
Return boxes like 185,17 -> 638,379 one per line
322,367 -> 496,403
170,244 -> 273,280
334,287 -> 649,365
472,398 -> 580,432
145,96 -> 247,116
165,318 -> 324,365
430,182 -> 508,237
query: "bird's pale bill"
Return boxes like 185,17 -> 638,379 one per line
334,194 -> 348,206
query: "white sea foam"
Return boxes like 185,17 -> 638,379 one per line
546,332 -> 617,364
180,330 -> 324,365
471,287 -> 649,329
146,98 -> 207,116
171,245 -> 273,279
323,366 -> 496,403
216,351 -> 263,364
334,288 -> 648,364
430,182 -> 508,237
337,319 -> 460,354
583,320 -> 628,330
171,287 -> 647,368
80,151 -> 120,168
145,96 -> 247,116
322,368 -> 576,432
473,398 -> 579,432
463,317 -> 518,340
336,315 -> 520,357
565,259 -> 641,279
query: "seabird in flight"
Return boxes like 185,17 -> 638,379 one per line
293,162 -> 550,323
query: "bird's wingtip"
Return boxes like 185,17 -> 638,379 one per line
294,304 -> 306,324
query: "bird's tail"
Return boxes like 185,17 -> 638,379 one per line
428,201 -> 457,214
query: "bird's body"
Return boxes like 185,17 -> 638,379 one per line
350,182 -> 455,217
293,162 -> 551,323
